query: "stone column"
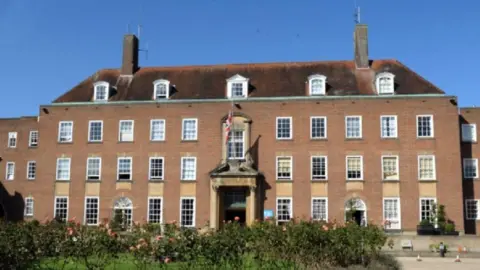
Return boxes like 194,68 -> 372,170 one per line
210,184 -> 219,229
249,185 -> 256,225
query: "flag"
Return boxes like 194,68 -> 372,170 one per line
225,110 -> 233,145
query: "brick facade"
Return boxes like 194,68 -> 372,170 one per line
0,96 -> 470,233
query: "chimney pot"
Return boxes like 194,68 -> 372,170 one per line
354,24 -> 369,69
121,35 -> 139,75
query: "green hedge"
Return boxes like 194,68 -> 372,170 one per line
0,218 -> 399,269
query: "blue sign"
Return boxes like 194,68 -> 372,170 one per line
263,209 -> 274,218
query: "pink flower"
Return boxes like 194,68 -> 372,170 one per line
322,225 -> 329,231
130,246 -> 136,251
169,237 -> 175,243
234,216 -> 240,221
164,257 -> 171,264
265,217 -> 270,221
138,238 -> 146,243
282,226 -> 287,232
155,235 -> 163,241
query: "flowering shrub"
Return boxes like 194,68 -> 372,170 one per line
0,217 -> 396,269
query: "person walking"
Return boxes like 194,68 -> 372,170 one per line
439,242 -> 446,257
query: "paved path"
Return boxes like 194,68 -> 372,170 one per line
398,256 -> 480,270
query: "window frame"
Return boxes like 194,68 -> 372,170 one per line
383,197 -> 401,230
227,130 -> 245,160
181,118 -> 198,141
84,196 -> 100,226
276,117 -> 293,140
5,162 -> 15,180
118,120 -> 134,142
180,197 -> 196,227
24,197 -> 34,217
311,156 -> 327,180
86,157 -> 102,181
419,197 -> 437,222
27,161 -> 36,180
93,81 -> 109,102
54,196 -> 69,222
462,124 -> 477,142
276,156 -> 293,180
56,158 -> 71,181
463,158 -> 478,179
276,197 -> 293,225
7,132 -> 17,148
381,155 -> 399,181
58,121 -> 74,143
29,130 -> 38,147
465,199 -> 480,220
417,155 -> 436,181
311,197 -> 328,221
180,157 -> 197,181
117,157 -> 133,181
310,116 -> 327,139
380,115 -> 398,138
346,155 -> 363,181
345,116 -> 362,139
375,72 -> 395,95
150,119 -> 166,141
416,115 -> 434,138
88,120 -> 103,142
308,74 -> 327,96
149,157 -> 165,180
147,197 -> 163,224
226,74 -> 249,99
153,79 -> 170,100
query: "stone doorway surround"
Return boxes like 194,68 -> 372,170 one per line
209,154 -> 259,229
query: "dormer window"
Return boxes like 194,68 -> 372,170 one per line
226,74 -> 249,98
153,79 -> 170,99
376,72 -> 395,95
93,81 -> 109,102
308,74 -> 326,96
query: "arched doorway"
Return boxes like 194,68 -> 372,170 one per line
113,197 -> 133,230
345,198 -> 367,226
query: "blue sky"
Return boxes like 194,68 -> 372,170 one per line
0,0 -> 478,117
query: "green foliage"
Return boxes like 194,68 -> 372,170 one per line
445,222 -> 455,232
0,218 -> 398,269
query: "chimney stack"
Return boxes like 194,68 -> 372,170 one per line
121,34 -> 139,75
354,24 -> 369,69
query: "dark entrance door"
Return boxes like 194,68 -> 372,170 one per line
223,188 -> 247,225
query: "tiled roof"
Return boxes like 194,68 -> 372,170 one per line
53,59 -> 444,103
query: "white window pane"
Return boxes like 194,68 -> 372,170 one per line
56,159 -> 71,180
347,157 -> 362,180
118,158 -> 132,180
420,198 -> 436,221
312,199 -> 327,221
227,131 -> 244,159
311,117 -> 326,138
382,157 -> 399,180
6,162 -> 15,180
59,122 -> 73,142
381,116 -> 397,138
277,118 -> 292,139
383,198 -> 400,229
465,200 -> 479,220
464,159 -> 478,179
148,198 -> 163,223
181,158 -> 196,180
89,121 -> 103,142
55,197 -> 69,222
151,120 -> 165,141
417,116 -> 433,137
180,198 -> 195,227
462,124 -> 477,142
311,157 -> 327,180
85,198 -> 99,225
29,131 -> 38,147
24,197 -> 34,216
277,157 -> 292,179
27,161 -> 36,180
277,198 -> 292,224
119,121 -> 134,142
182,119 -> 197,140
87,158 -> 101,180
418,156 -> 435,180
155,83 -> 168,99
8,132 -> 17,148
346,117 -> 361,138
149,158 -> 164,180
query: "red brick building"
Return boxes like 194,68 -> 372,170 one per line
0,24 -> 476,234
